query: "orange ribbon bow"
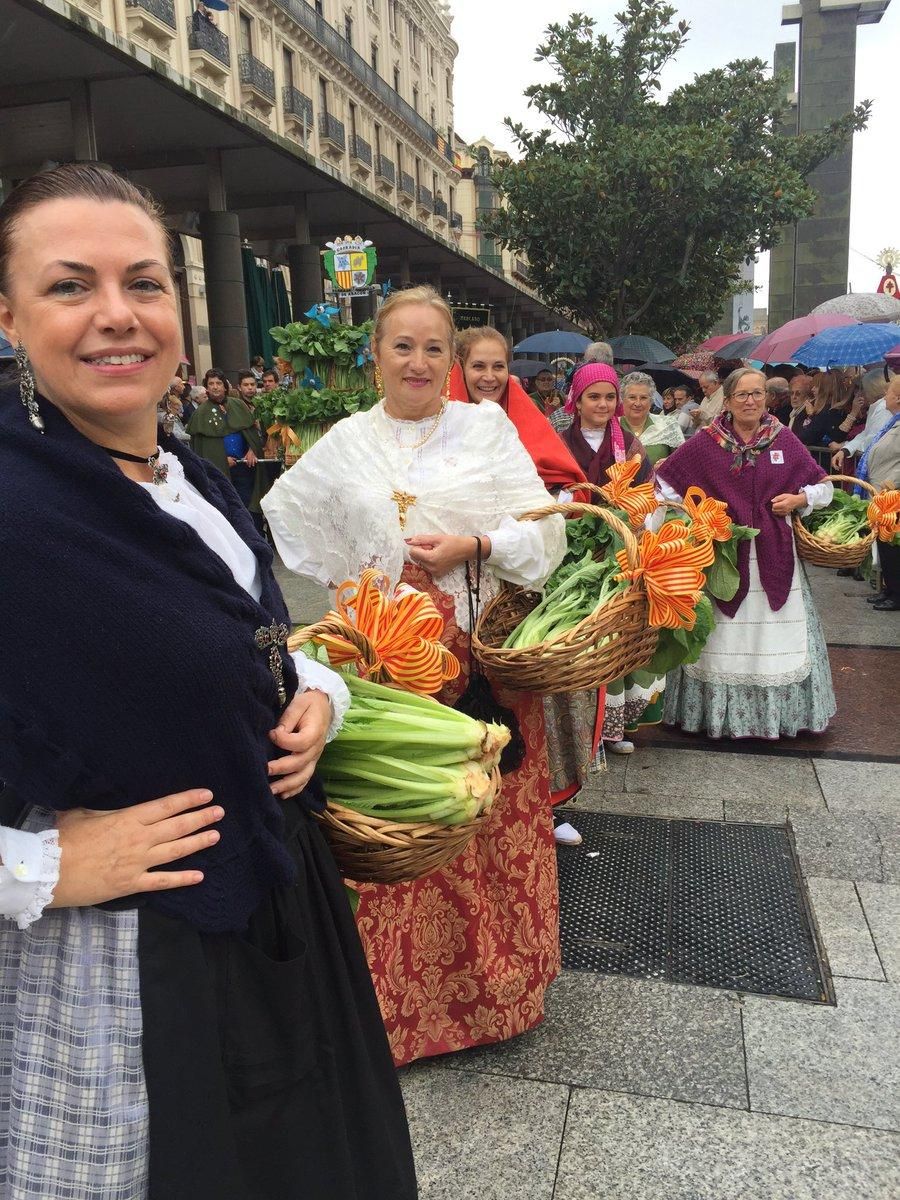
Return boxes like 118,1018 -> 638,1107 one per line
867,489 -> 900,544
312,569 -> 460,696
615,523 -> 714,630
598,456 -> 658,527
681,486 -> 734,544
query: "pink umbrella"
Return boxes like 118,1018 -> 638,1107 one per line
885,343 -> 900,370
754,314 -> 857,365
697,333 -> 746,353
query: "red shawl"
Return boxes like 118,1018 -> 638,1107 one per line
449,364 -> 586,494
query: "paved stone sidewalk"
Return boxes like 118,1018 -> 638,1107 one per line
271,555 -> 900,1196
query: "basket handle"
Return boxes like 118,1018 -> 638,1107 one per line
820,473 -> 877,498
514,500 -> 642,572
287,617 -> 384,677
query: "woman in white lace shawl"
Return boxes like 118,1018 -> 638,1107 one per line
263,286 -> 567,1067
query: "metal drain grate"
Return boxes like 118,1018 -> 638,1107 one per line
556,810 -> 830,1002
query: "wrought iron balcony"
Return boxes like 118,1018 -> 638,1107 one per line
273,0 -> 454,162
450,212 -> 462,230
127,0 -> 175,30
399,171 -> 416,198
283,86 -> 313,125
416,185 -> 433,212
375,155 -> 395,185
239,53 -> 275,101
187,16 -> 230,67
319,112 -> 346,150
478,253 -> 503,271
475,205 -> 498,222
350,135 -> 372,166
433,197 -> 448,219
514,258 -> 532,282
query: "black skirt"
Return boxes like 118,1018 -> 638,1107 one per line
137,800 -> 418,1199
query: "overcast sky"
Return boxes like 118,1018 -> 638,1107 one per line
448,0 -> 899,307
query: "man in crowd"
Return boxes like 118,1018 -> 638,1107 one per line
688,370 -> 724,433
237,369 -> 260,413
529,368 -> 565,416
261,368 -> 281,393
788,373 -> 813,427
766,376 -> 792,425
675,383 -> 701,435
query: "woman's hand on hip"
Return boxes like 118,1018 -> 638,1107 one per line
51,789 -> 223,908
406,533 -> 485,576
771,491 -> 807,517
268,689 -> 331,798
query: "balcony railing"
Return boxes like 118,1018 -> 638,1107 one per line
449,212 -> 462,230
399,171 -> 415,198
475,205 -> 498,221
319,112 -> 346,150
514,258 -> 532,282
350,134 -> 372,166
478,253 -> 503,271
283,86 -> 313,125
375,155 -> 395,184
187,16 -> 230,67
416,185 -> 433,212
274,0 -> 455,161
127,0 -> 175,29
433,197 -> 448,219
239,53 -> 275,100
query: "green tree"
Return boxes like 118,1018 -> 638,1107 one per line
479,1 -> 870,345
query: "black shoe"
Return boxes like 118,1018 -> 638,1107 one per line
866,592 -> 888,604
872,596 -> 900,611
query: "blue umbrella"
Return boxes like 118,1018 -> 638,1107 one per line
513,330 -> 591,355
791,322 -> 900,368
609,334 -> 675,363
0,335 -> 14,360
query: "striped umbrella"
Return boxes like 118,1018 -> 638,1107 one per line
792,323 -> 900,368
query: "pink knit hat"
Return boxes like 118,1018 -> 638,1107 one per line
565,362 -> 622,415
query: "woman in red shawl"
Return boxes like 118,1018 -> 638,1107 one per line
452,329 -> 600,840
450,327 -> 585,493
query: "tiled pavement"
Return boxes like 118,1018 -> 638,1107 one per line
275,556 -> 900,1196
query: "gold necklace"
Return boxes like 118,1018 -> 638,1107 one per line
387,400 -> 447,452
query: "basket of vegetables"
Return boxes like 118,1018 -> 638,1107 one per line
793,475 -> 877,569
471,503 -> 659,693
289,571 -> 509,883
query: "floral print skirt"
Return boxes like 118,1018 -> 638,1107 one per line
353,566 -> 561,1067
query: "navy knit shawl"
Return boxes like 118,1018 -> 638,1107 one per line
0,385 -> 315,933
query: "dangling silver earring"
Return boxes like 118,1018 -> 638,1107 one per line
14,342 -> 44,432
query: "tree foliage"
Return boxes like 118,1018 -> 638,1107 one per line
479,1 -> 870,345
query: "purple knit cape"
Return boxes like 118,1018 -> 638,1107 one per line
656,426 -> 825,617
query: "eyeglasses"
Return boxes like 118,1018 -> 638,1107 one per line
732,389 -> 766,402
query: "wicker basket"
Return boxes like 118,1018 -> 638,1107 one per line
314,769 -> 501,884
472,503 -> 659,693
793,475 -> 877,569
289,621 -> 503,884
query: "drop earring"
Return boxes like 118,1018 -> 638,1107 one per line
375,363 -> 385,400
14,342 -> 44,432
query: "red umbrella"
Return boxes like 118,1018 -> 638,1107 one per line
754,314 -> 858,365
697,333 -> 746,353
885,343 -> 900,370
671,350 -> 717,380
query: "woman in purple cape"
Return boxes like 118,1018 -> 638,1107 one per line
655,367 -> 837,740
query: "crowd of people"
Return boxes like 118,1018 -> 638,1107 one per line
0,163 -> 896,1197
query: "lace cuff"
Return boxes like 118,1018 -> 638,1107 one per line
290,653 -> 351,742
799,480 -> 834,517
0,827 -> 61,929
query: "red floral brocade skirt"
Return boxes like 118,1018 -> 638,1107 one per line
353,565 -> 561,1067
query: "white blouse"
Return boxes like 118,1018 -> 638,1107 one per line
0,449 -> 350,929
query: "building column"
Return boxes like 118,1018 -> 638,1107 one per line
286,197 -> 322,317
199,209 -> 250,382
351,290 -> 377,324
70,82 -> 98,160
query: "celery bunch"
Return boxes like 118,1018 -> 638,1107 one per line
801,490 -> 870,545
502,552 -> 626,649
317,673 -> 509,825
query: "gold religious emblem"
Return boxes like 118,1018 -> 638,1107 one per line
391,489 -> 417,529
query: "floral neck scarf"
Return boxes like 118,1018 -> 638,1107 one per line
706,410 -> 782,472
